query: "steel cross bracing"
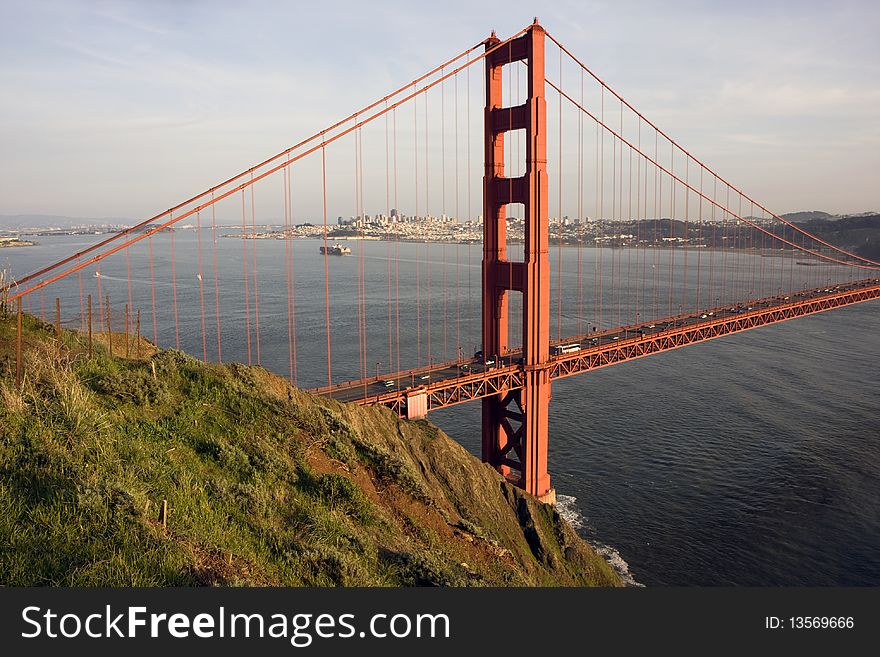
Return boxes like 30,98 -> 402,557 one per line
317,279 -> 880,413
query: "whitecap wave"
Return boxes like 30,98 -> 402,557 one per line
555,494 -> 587,531
556,494 -> 644,587
590,541 -> 644,587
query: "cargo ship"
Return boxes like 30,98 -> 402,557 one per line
319,243 -> 352,256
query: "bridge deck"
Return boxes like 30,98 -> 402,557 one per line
310,278 -> 880,416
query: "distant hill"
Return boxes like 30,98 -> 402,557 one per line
781,211 -> 837,223
796,213 -> 880,261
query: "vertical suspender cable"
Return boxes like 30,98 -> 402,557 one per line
441,68 -> 448,361
636,118 -> 643,322
170,211 -> 180,349
354,126 -> 364,380
95,267 -> 102,336
709,176 -> 717,309
393,107 -> 401,376
612,105 -> 618,327
467,58 -> 474,352
627,144 -> 633,323
148,237 -> 158,344
425,86 -> 432,366
787,218 -> 796,295
241,191 -> 252,365
577,67 -> 584,336
288,162 -> 298,386
721,185 -> 729,306
454,69 -> 461,359
556,47 -> 564,341
736,194 -> 743,302
759,205 -> 766,299
250,177 -> 262,365
196,210 -> 208,361
210,193 -> 222,363
652,130 -> 659,320
359,128 -> 367,381
618,107 -> 623,326
621,102 -> 628,326
696,167 -> 703,312
748,198 -> 756,298
598,89 -> 605,330
682,156 -> 690,315
385,102 -> 393,377
77,266 -> 85,331
414,85 -> 421,368
321,143 -> 332,388
125,235 -> 133,332
667,142 -> 675,318
283,160 -> 296,385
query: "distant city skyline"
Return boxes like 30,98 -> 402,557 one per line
1,0 -> 878,221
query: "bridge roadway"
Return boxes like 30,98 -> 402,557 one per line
311,278 -> 880,417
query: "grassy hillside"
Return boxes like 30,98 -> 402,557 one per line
0,308 -> 620,587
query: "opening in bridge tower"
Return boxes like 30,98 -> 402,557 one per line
482,21 -> 554,503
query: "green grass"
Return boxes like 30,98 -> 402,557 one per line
0,310 -> 621,587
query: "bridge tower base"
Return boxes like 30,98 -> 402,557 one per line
481,22 -> 553,502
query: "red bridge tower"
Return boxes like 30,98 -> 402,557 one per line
481,22 -> 554,503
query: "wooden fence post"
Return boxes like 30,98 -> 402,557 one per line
159,499 -> 168,530
106,295 -> 112,356
55,297 -> 61,358
87,294 -> 93,357
16,297 -> 23,387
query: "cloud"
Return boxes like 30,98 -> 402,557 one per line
1,0 -> 879,216
52,39 -> 138,71
91,4 -> 176,38
722,133 -> 786,148
716,79 -> 880,118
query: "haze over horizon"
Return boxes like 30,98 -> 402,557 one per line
0,208 -> 876,232
1,0 -> 878,220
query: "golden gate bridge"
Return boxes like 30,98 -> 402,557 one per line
5,21 -> 879,504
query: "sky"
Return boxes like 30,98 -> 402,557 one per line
0,0 -> 878,220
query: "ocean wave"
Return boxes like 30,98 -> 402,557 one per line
555,494 -> 587,531
590,541 -> 644,587
556,494 -> 644,587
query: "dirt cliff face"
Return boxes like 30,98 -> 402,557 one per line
0,312 -> 620,587
293,383 -> 621,587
